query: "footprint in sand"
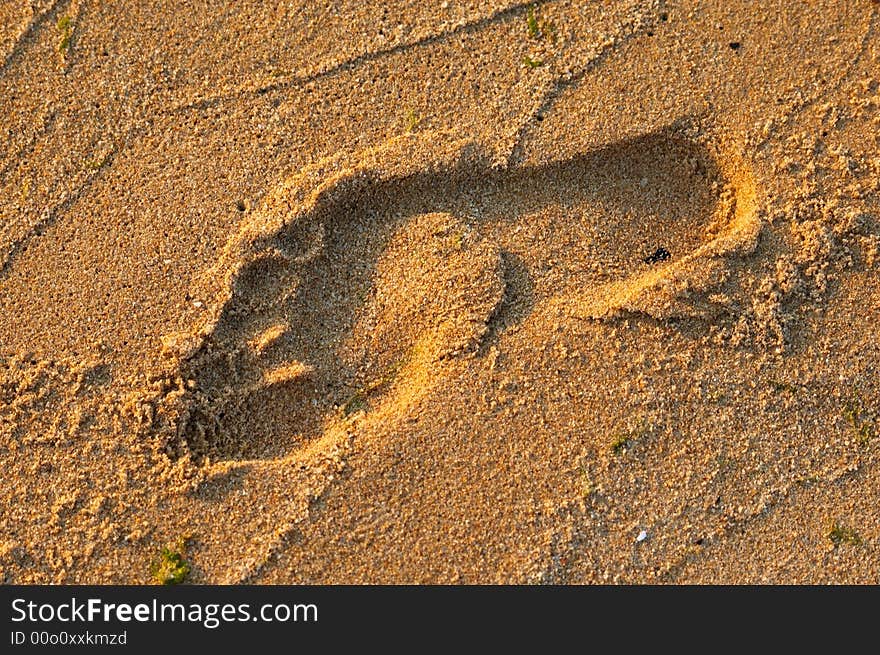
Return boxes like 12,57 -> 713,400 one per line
150,125 -> 760,462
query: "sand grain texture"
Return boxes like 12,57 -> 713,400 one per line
1,0 -> 879,583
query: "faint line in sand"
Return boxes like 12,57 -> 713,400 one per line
752,6 -> 877,151
0,145 -> 120,280
164,0 -> 555,115
0,0 -> 70,77
660,453 -> 872,583
0,110 -> 59,186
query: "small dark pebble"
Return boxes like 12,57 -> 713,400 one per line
729,41 -> 741,51
644,247 -> 671,264
236,199 -> 246,212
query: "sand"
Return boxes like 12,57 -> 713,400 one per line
1,0 -> 879,584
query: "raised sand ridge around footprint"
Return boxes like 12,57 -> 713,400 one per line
145,126 -> 760,463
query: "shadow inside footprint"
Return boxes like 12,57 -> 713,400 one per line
162,126 -> 756,461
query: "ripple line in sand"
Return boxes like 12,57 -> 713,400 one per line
752,6 -> 878,150
164,0 -> 555,116
503,8 -> 660,167
0,145 -> 120,280
0,0 -> 69,77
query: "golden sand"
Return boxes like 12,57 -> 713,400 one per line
1,0 -> 879,583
